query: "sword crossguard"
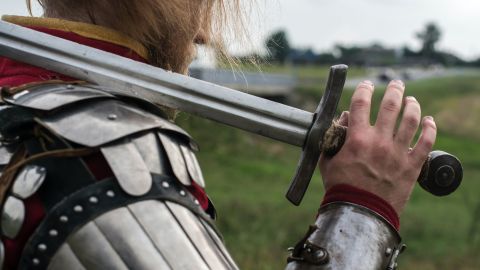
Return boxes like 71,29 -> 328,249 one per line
286,65 -> 348,205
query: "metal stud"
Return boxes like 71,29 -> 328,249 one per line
38,244 -> 47,251
73,205 -> 83,213
89,196 -> 99,204
162,181 -> 170,188
107,114 -> 117,120
385,248 -> 393,257
1,196 -> 25,239
60,216 -> 69,223
313,249 -> 329,264
179,190 -> 186,197
66,84 -> 74,89
49,229 -> 58,237
32,258 -> 40,265
194,200 -> 200,206
106,190 -> 115,197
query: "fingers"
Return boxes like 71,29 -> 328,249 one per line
410,116 -> 437,165
395,96 -> 421,147
375,80 -> 405,134
349,81 -> 374,130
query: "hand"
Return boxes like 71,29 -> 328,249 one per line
319,80 -> 437,215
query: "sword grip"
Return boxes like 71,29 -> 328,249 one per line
323,125 -> 463,196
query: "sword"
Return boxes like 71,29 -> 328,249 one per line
0,20 -> 463,205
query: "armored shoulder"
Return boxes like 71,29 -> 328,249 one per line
0,83 -> 236,269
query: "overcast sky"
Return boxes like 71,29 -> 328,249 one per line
2,0 -> 479,60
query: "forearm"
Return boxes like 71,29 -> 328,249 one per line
286,202 -> 403,270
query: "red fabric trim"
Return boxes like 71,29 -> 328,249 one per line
186,181 -> 209,210
83,153 -> 115,181
321,184 -> 400,230
0,26 -> 147,88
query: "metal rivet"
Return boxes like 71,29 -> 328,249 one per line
313,249 -> 329,264
59,216 -> 68,223
89,196 -> 98,204
49,230 -> 58,237
306,248 -> 312,253
66,84 -> 74,89
32,258 -> 40,265
38,244 -> 47,251
179,190 -> 186,196
106,190 -> 115,197
162,181 -> 170,188
107,114 -> 117,120
385,248 -> 393,257
194,199 -> 200,205
73,205 -> 83,213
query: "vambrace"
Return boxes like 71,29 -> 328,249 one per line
286,202 -> 404,270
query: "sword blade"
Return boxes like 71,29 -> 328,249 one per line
0,20 -> 313,146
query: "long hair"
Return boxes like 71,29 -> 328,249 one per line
27,0 -> 248,74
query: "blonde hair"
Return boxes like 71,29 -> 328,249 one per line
27,0 -> 249,74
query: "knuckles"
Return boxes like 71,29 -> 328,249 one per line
350,97 -> 371,111
403,114 -> 420,129
381,98 -> 400,112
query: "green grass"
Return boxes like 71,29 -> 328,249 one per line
176,69 -> 480,269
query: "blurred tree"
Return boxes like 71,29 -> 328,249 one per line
416,22 -> 442,59
265,30 -> 291,64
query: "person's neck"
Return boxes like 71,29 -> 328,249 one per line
44,11 -> 103,28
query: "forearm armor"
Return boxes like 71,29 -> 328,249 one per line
286,202 -> 405,270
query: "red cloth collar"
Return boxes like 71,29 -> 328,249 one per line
0,26 -> 147,88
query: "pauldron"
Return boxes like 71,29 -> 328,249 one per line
0,83 -> 237,270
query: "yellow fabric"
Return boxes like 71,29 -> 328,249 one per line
1,15 -> 149,59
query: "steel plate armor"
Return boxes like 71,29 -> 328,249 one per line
0,83 -> 237,270
286,203 -> 403,270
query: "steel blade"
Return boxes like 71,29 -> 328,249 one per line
0,20 -> 312,146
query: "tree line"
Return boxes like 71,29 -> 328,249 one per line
260,23 -> 479,67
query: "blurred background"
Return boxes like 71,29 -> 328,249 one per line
2,0 -> 480,269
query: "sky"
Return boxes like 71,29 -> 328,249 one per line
1,0 -> 479,60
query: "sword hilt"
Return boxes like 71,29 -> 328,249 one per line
322,120 -> 464,197
286,65 -> 348,205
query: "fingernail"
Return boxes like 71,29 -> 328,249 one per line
405,96 -> 417,102
362,80 -> 374,86
393,79 -> 405,87
424,116 -> 436,128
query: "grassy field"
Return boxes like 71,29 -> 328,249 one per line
177,67 -> 480,269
